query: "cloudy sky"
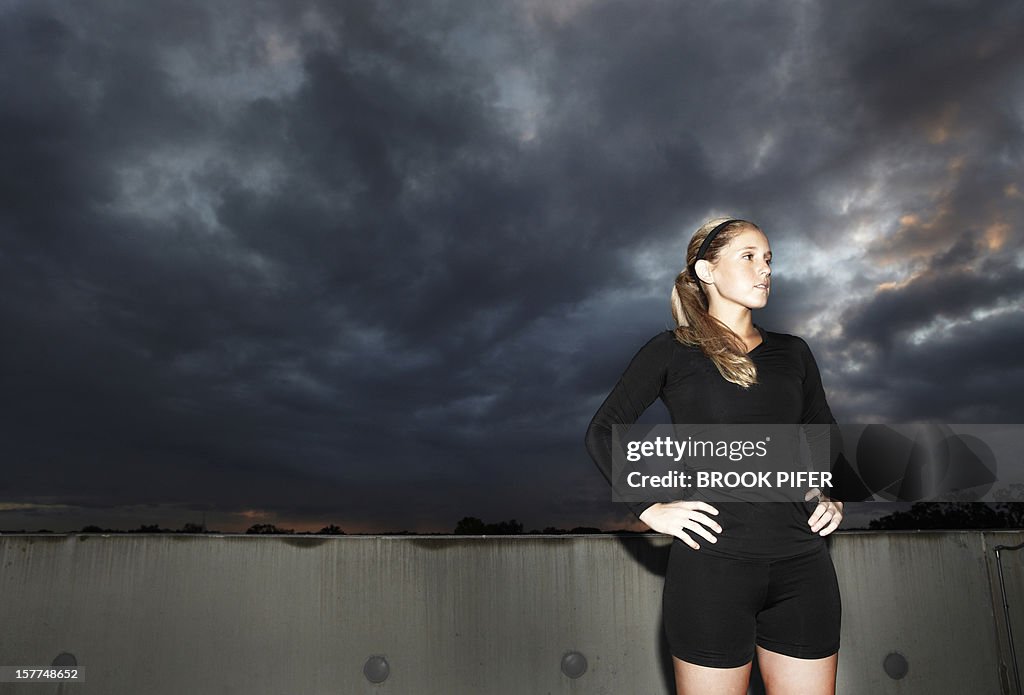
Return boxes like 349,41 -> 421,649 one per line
2,0 -> 1023,533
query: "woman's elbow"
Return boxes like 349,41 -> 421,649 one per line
584,418 -> 607,457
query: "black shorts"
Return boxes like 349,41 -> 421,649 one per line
662,540 -> 841,668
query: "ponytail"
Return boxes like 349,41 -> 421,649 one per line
670,218 -> 760,388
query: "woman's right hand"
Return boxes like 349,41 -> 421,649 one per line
638,500 -> 722,550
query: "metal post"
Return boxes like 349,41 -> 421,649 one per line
994,541 -> 1024,695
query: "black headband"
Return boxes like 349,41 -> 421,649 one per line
690,218 -> 743,283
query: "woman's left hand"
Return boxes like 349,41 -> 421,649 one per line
804,488 -> 843,536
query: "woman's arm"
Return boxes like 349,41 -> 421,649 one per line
799,337 -> 845,478
584,331 -> 675,519
584,331 -> 724,548
798,337 -> 844,533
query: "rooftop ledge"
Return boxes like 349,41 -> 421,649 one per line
1,531 -> 1021,694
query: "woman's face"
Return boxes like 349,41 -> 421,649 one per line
701,227 -> 772,310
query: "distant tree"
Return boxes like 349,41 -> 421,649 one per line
488,519 -> 524,534
318,525 -> 345,535
538,527 -> 568,534
454,517 -> 487,534
81,525 -> 105,533
454,517 -> 523,534
179,523 -> 206,534
134,524 -> 168,533
246,523 -> 294,534
570,526 -> 603,534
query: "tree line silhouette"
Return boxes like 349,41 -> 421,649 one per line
3,500 -> 1023,535
868,501 -> 1024,530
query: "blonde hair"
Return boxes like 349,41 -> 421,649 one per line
669,217 -> 763,388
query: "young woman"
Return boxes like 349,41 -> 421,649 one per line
585,218 -> 845,695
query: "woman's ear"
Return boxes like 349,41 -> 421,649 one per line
694,259 -> 713,285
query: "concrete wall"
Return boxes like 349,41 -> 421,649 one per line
0,531 -> 1021,695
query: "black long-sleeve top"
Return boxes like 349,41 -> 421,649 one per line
584,324 -> 841,560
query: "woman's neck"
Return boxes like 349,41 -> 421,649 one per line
708,305 -> 755,339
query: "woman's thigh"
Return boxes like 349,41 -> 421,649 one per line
755,544 -> 841,660
672,656 -> 752,695
754,544 -> 841,695
663,541 -> 841,694
663,541 -> 769,669
755,646 -> 837,695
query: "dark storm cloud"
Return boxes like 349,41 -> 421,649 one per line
2,0 -> 1023,532
842,233 -> 1024,350
823,1 -> 1024,131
